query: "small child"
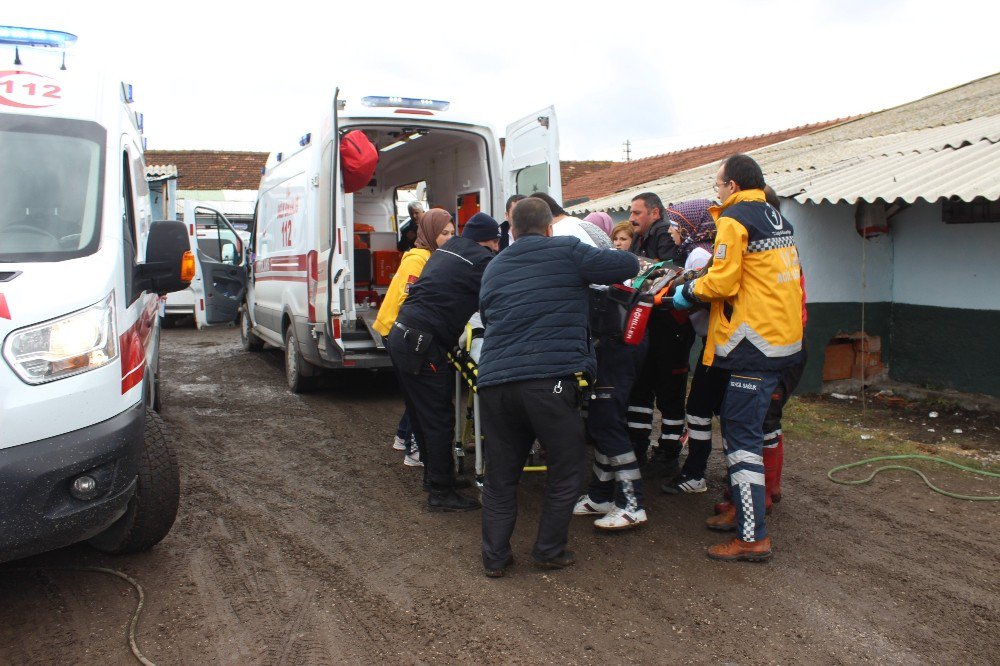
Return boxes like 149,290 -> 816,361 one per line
611,220 -> 634,251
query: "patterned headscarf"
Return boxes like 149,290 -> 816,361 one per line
666,199 -> 716,260
414,208 -> 453,251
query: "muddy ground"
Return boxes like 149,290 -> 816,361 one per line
2,325 -> 998,665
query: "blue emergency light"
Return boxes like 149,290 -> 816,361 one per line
299,133 -> 311,147
0,26 -> 77,49
361,96 -> 450,112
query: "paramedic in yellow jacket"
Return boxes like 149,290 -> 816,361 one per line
672,154 -> 803,563
374,208 -> 455,466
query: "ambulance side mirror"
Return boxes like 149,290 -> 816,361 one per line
138,220 -> 193,295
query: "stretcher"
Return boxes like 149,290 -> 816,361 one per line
447,315 -> 549,488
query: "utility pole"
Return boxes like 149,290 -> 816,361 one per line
622,140 -> 632,162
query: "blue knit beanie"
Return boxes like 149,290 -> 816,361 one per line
462,212 -> 501,242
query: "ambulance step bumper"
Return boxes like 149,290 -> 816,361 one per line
0,401 -> 144,564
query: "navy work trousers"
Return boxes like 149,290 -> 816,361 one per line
721,370 -> 780,542
480,377 -> 586,569
586,336 -> 648,510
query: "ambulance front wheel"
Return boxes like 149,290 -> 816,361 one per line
285,326 -> 317,393
89,409 -> 180,555
240,304 -> 264,352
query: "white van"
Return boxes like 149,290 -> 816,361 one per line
161,200 -> 247,329
0,26 -> 192,563
241,94 -> 560,391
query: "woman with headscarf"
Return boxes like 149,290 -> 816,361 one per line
658,199 -> 729,497
584,211 -> 615,239
375,208 -> 455,466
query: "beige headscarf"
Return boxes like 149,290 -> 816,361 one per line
414,208 -> 453,251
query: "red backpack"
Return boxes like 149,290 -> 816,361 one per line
340,130 -> 378,193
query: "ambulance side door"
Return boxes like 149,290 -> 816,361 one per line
190,204 -> 248,328
503,106 -> 562,204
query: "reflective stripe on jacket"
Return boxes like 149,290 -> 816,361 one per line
687,189 -> 803,370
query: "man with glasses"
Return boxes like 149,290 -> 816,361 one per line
672,154 -> 804,562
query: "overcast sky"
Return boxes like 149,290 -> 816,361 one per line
8,0 -> 999,161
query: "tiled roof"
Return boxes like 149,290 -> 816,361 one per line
143,150 -> 268,190
561,118 -> 853,205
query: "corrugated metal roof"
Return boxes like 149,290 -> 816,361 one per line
569,73 -> 1000,213
145,164 -> 178,181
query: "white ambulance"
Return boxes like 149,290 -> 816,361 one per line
0,26 -> 192,562
242,94 -> 560,391
161,200 -> 247,329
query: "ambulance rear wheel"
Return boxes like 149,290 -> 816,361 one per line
285,327 -> 316,393
240,304 -> 264,352
90,409 -> 180,555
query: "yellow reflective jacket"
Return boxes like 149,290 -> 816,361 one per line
373,248 -> 431,336
687,189 -> 803,370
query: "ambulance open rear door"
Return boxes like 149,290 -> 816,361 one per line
503,106 -> 562,204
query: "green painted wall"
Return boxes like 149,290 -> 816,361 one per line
797,302 -> 1000,397
890,304 -> 1000,396
799,302 -> 892,394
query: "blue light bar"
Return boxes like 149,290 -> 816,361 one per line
299,133 -> 311,147
0,25 -> 77,49
137,112 -> 144,132
361,96 -> 450,112
122,83 -> 134,104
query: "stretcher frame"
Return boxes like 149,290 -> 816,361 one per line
448,325 -> 548,488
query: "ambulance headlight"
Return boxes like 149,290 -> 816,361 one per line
2,293 -> 118,385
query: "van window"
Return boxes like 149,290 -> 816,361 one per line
0,115 -> 105,262
514,163 -> 548,197
122,151 -> 139,303
195,207 -> 242,266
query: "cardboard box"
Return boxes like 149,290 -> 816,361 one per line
373,250 -> 401,286
823,342 -> 855,381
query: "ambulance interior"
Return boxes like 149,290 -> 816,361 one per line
346,124 -> 493,317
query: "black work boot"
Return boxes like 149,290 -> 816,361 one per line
428,489 -> 481,512
422,477 -> 473,491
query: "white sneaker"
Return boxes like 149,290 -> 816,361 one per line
573,495 -> 613,516
403,450 -> 424,467
661,476 -> 707,495
392,435 -> 407,451
594,506 -> 648,530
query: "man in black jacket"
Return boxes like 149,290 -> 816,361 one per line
626,192 -> 694,478
498,194 -> 525,251
477,198 -> 639,578
388,212 -> 500,512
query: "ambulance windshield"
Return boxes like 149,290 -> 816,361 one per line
0,116 -> 105,262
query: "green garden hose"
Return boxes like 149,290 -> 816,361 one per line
828,454 -> 1000,501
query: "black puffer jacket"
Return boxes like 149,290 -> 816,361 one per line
396,235 -> 493,347
477,234 -> 639,388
